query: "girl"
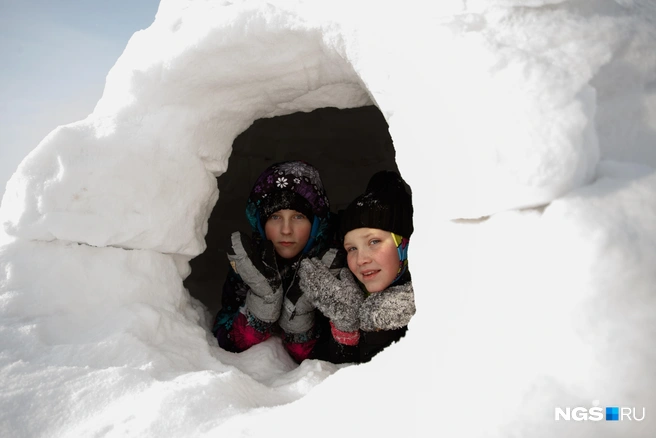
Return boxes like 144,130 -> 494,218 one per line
300,170 -> 416,363
212,160 -> 334,363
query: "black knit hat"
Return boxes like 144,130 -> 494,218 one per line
340,170 -> 414,238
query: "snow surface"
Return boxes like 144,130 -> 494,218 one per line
1,0 -> 655,436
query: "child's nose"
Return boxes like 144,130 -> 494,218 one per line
281,220 -> 292,234
357,250 -> 371,265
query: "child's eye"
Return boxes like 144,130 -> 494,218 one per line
369,239 -> 381,246
269,214 -> 280,220
345,246 -> 357,252
293,214 -> 306,220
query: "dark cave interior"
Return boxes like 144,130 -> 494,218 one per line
184,105 -> 401,314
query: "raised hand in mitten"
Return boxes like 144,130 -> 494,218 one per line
317,247 -> 347,276
359,282 -> 415,332
226,231 -> 282,323
298,258 -> 364,333
279,249 -> 343,337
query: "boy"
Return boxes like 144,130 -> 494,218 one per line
212,160 -> 333,363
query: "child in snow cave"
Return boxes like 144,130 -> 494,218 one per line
211,160 -> 337,363
298,170 -> 416,364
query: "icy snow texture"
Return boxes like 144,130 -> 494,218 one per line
1,0 -> 655,437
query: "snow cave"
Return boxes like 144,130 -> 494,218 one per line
1,1 -> 655,437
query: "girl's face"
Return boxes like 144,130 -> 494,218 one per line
343,228 -> 400,293
264,209 -> 312,259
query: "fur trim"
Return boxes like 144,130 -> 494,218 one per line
359,282 -> 415,331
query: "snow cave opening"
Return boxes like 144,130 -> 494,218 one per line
184,105 -> 406,316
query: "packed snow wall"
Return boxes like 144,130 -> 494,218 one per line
1,1 -> 655,437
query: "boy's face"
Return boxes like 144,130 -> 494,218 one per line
264,209 -> 312,259
343,228 -> 400,293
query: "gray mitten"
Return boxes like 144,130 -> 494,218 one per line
359,282 -> 415,331
318,247 -> 344,276
226,231 -> 282,323
279,293 -> 316,335
298,258 -> 364,332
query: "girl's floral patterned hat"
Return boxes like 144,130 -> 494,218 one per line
245,160 -> 330,236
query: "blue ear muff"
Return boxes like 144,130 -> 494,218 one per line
302,216 -> 321,254
392,233 -> 409,285
256,211 -> 265,238
396,240 -> 408,264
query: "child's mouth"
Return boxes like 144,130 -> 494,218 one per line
361,270 -> 379,280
